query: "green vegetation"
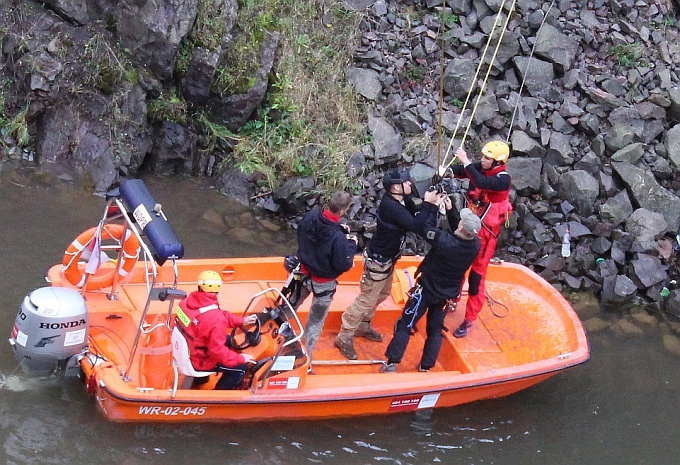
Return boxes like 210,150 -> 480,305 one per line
610,42 -> 644,68
450,98 -> 464,108
147,88 -> 188,125
175,40 -> 193,76
663,13 -> 675,27
440,12 -> 459,29
405,64 -> 427,83
227,0 -> 366,193
0,97 -> 30,151
83,33 -> 134,93
196,113 -> 238,154
176,0 -> 233,76
214,0 -> 280,95
191,0 -> 230,51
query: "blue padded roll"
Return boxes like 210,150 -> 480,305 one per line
119,179 -> 184,262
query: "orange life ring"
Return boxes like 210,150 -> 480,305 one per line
61,224 -> 140,290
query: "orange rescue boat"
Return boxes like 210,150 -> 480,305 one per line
10,179 -> 589,422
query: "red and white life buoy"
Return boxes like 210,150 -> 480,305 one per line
61,224 -> 140,290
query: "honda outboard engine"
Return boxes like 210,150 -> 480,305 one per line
10,287 -> 89,375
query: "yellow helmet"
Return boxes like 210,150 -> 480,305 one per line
481,140 -> 510,163
197,270 -> 222,292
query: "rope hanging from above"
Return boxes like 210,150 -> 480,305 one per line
506,0 -> 557,141
440,0 -> 518,172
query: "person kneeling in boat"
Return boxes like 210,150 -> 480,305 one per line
381,201 -> 481,373
175,270 -> 258,389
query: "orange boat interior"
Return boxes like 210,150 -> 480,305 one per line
56,257 -> 584,393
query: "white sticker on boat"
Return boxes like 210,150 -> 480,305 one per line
64,328 -> 86,347
15,330 -> 28,347
271,355 -> 295,371
268,376 -> 300,389
418,393 -> 440,409
132,204 -> 153,230
388,393 -> 440,412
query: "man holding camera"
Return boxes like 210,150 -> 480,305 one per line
335,168 -> 440,360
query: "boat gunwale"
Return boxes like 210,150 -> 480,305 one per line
92,349 -> 589,406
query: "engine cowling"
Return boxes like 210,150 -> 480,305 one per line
10,287 -> 89,375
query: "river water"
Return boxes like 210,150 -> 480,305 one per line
1,172 -> 679,465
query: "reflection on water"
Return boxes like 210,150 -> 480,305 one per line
1,173 -> 680,465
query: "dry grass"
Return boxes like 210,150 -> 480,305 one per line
233,0 -> 367,194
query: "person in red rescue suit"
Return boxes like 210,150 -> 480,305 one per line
175,270 -> 258,389
450,140 -> 513,338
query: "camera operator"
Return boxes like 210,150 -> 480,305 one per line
335,168 -> 439,360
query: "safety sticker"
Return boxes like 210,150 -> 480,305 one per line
267,376 -> 300,389
388,393 -> 440,412
132,204 -> 152,230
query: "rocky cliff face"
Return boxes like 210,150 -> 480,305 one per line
2,0 -> 680,317
0,0 -> 273,193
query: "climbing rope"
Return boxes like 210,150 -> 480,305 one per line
441,0 -> 518,170
506,0 -> 557,139
485,290 -> 510,318
458,289 -> 511,318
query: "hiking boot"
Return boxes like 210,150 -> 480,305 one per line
356,321 -> 383,342
334,333 -> 358,360
454,319 -> 472,338
379,362 -> 397,373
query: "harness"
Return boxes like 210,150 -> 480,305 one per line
466,165 -> 512,235
403,283 -> 423,329
364,248 -> 395,282
280,259 -> 335,305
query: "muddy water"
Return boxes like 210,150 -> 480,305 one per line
0,172 -> 679,465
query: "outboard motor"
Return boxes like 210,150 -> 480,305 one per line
9,287 -> 89,376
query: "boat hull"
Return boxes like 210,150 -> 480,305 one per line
92,370 -> 557,422
47,256 -> 589,422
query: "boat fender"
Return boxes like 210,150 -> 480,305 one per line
138,314 -> 173,389
119,179 -> 184,264
62,224 -> 140,290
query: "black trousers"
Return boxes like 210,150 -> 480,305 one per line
385,292 -> 446,370
213,363 -> 249,390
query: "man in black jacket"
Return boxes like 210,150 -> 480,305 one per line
291,191 -> 358,363
381,200 -> 481,373
335,169 -> 440,360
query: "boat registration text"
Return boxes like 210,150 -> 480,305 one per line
138,406 -> 207,416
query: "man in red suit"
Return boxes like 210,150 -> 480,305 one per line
451,141 -> 513,338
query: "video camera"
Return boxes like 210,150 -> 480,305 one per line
429,171 -> 460,196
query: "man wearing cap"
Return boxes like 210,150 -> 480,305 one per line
451,141 -> 513,338
381,197 -> 481,372
335,168 -> 440,360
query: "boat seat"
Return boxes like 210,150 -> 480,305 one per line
171,326 -> 213,396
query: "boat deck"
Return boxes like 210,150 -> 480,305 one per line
84,267 -> 576,381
